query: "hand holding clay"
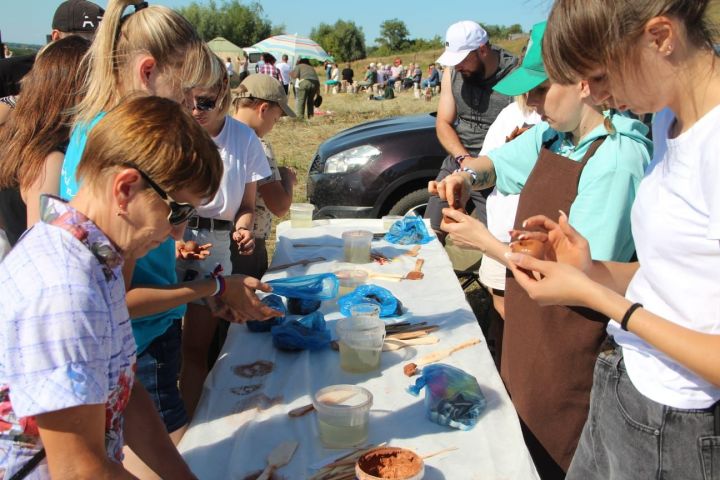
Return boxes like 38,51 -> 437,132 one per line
177,240 -> 213,260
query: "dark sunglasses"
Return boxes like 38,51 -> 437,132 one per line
193,88 -> 221,112
122,163 -> 196,225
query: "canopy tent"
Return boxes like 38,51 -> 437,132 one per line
206,36 -> 244,64
251,34 -> 331,64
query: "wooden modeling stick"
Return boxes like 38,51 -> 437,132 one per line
403,338 -> 481,376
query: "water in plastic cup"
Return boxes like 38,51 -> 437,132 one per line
382,215 -> 403,232
335,269 -> 369,296
290,203 -> 314,228
349,303 -> 380,320
312,385 -> 373,448
336,315 -> 385,373
342,230 -> 372,263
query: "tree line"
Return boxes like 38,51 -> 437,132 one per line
177,1 -> 526,63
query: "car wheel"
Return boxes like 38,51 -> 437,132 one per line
387,188 -> 430,217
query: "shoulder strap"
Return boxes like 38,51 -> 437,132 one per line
7,448 -> 46,480
579,136 -> 608,166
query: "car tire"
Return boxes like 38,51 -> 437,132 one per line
387,188 -> 430,217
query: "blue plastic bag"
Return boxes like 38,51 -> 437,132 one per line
246,295 -> 286,332
384,215 -> 433,245
270,311 -> 331,351
408,363 -> 487,430
267,273 -> 339,300
338,284 -> 403,318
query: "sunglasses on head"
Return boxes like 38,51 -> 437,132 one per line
122,162 -> 196,225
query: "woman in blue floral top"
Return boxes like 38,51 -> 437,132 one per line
0,96 -> 222,479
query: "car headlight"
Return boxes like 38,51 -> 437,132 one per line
323,145 -> 381,174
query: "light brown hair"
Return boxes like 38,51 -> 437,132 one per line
0,35 -> 91,190
544,0 -> 718,84
76,0 -> 217,125
77,96 -> 222,200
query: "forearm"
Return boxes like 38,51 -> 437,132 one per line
124,383 -> 196,479
436,121 -> 468,158
455,155 -> 497,190
127,280 -> 216,318
589,285 -> 720,387
587,261 -> 639,295
234,209 -> 254,231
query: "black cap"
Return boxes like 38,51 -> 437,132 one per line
52,0 -> 105,34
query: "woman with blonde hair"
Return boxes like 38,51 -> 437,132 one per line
505,1 -> 720,478
0,95 -> 220,480
57,1 -> 279,477
0,35 -> 90,245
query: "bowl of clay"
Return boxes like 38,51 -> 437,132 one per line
355,446 -> 424,480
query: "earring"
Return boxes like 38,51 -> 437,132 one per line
665,45 -> 673,56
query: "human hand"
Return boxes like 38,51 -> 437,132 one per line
232,228 -> 255,256
440,207 -> 488,251
505,252 -> 600,308
428,173 -> 471,208
221,275 -> 281,322
511,210 -> 592,273
278,166 -> 298,186
176,240 -> 213,260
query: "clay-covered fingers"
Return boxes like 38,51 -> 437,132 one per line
521,214 -> 559,232
240,275 -> 273,293
509,230 -> 549,243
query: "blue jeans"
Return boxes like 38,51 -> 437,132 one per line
135,319 -> 188,433
568,344 -> 720,480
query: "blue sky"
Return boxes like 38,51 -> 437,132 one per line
2,0 -> 551,46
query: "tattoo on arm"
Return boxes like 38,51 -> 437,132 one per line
475,169 -> 496,190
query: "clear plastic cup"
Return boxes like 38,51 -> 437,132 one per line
336,315 -> 385,373
349,302 -> 380,320
342,230 -> 373,263
290,203 -> 315,228
382,215 -> 403,232
312,385 -> 373,448
334,269 -> 369,296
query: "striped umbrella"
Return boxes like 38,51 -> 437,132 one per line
251,34 -> 331,62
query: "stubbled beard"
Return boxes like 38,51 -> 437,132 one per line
460,62 -> 485,83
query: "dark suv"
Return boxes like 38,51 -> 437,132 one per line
307,113 -> 447,219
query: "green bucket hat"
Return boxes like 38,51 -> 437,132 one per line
493,21 -> 547,96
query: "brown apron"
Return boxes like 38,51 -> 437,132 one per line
503,136 -> 609,476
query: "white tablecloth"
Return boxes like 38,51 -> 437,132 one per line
178,219 -> 538,479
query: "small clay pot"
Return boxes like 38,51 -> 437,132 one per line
355,446 -> 425,480
510,238 -> 544,259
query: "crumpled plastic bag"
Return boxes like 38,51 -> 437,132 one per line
384,215 -> 433,245
246,295 -> 286,332
338,284 -> 403,318
408,363 -> 487,430
271,311 -> 331,351
267,273 -> 339,300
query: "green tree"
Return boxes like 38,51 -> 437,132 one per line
376,18 -> 409,52
310,20 -> 366,62
178,0 -> 273,47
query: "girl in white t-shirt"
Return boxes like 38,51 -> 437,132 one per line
176,58 -> 271,419
506,1 -> 720,478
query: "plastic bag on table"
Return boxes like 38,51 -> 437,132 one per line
338,284 -> 403,318
384,215 -> 433,245
267,273 -> 339,300
246,295 -> 286,332
408,363 -> 487,430
271,311 -> 331,351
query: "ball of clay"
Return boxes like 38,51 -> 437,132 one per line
510,238 -> 544,259
184,240 -> 199,252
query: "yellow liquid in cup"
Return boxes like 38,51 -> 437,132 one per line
317,417 -> 369,448
339,340 -> 382,373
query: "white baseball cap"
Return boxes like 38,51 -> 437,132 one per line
436,21 -> 489,66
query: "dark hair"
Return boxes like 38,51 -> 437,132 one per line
0,35 -> 90,190
544,0 -> 718,84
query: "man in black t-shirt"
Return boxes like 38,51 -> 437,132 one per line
341,63 -> 354,92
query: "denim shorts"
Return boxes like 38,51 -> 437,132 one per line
135,318 -> 188,433
567,343 -> 720,480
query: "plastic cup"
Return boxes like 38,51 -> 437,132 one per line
382,215 -> 403,232
335,269 -> 369,297
342,230 -> 373,263
349,302 -> 380,320
290,203 -> 314,228
336,315 -> 385,373
312,385 -> 373,448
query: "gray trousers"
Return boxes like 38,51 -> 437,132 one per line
568,345 -> 720,480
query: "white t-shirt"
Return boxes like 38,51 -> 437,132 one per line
479,103 -> 541,290
196,116 -> 271,221
610,106 -> 720,409
277,62 -> 291,85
